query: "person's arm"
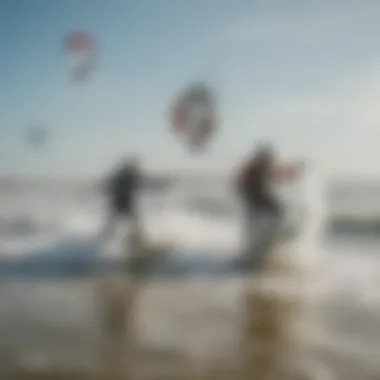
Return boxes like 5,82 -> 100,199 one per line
271,161 -> 304,183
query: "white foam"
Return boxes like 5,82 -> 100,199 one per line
0,173 -> 326,262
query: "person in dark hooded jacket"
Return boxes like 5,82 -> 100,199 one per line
101,157 -> 141,251
235,143 -> 304,270
107,158 -> 140,218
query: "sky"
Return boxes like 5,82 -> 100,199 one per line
1,0 -> 380,177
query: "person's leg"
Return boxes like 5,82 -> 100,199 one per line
246,211 -> 282,272
241,200 -> 254,241
105,214 -> 129,259
99,210 -> 117,244
239,204 -> 258,267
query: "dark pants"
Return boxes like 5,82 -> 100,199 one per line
111,196 -> 135,217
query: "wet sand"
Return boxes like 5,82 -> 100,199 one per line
0,273 -> 379,380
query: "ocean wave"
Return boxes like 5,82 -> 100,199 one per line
181,195 -> 237,218
0,216 -> 59,238
327,216 -> 380,235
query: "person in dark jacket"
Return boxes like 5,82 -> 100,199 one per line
235,143 -> 304,271
101,157 -> 141,256
107,158 -> 140,219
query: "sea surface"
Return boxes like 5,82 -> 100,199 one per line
0,175 -> 379,379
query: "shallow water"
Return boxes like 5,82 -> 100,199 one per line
0,179 -> 379,379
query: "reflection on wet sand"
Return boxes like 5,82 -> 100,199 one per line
7,236 -> 329,380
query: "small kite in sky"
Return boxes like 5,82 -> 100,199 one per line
169,82 -> 217,153
63,31 -> 96,82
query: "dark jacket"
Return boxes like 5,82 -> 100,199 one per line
236,154 -> 282,215
107,163 -> 140,215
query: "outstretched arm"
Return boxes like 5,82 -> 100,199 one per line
272,161 -> 304,183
